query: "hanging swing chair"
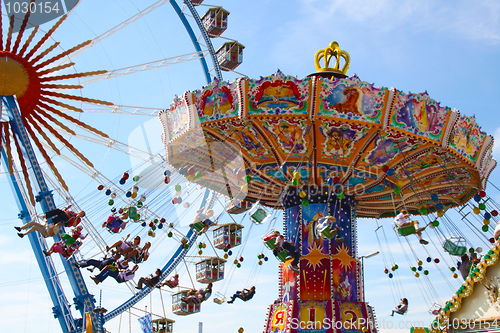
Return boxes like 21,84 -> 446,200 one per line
103,215 -> 127,233
213,292 -> 226,304
316,216 -> 340,240
395,224 -> 417,237
262,229 -> 288,262
443,236 -> 467,256
190,220 -> 205,233
190,209 -> 216,233
428,303 -> 442,316
126,206 -> 140,221
225,198 -> 252,214
249,202 -> 271,224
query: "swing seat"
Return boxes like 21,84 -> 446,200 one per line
264,237 -> 278,250
213,292 -> 226,304
429,303 -> 442,315
105,217 -> 125,233
261,229 -> 288,262
318,225 -> 337,240
250,208 -> 268,224
262,229 -> 279,249
275,248 -> 289,262
443,238 -> 467,256
127,206 -> 139,221
396,225 -> 416,237
190,221 -> 205,233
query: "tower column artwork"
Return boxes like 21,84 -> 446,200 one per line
264,188 -> 374,333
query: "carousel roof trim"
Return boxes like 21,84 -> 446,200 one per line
160,70 -> 496,217
431,237 -> 500,331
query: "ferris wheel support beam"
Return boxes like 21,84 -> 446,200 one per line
0,138 -> 77,333
2,96 -> 99,333
170,0 -> 213,84
75,51 -> 209,87
182,0 -> 224,82
183,0 -> 224,82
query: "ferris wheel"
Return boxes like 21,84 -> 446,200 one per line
0,1 -> 245,332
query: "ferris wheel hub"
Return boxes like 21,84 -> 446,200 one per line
0,53 -> 30,97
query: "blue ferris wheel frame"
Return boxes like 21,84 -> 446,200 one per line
1,1 -> 223,332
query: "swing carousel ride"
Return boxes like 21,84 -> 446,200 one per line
1,1 -> 500,333
160,39 -> 497,332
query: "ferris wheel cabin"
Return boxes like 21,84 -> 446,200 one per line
171,290 -> 201,316
190,0 -> 203,5
195,257 -> 226,283
201,7 -> 229,37
152,318 -> 175,333
212,223 -> 244,249
216,42 -> 245,71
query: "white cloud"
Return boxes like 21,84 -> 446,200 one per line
296,0 -> 500,43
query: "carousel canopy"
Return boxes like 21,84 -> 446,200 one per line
159,42 -> 496,218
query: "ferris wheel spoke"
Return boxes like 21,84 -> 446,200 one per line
62,0 -> 170,63
37,140 -> 135,215
12,3 -> 38,54
62,105 -> 163,117
25,14 -> 68,60
24,117 -> 69,191
10,126 -> 36,204
1,122 -> 14,175
40,102 -> 110,137
74,51 -> 209,87
40,70 -> 108,83
30,41 -> 61,65
34,124 -> 166,188
68,131 -> 165,169
18,25 -> 38,57
27,112 -> 65,153
4,14 -> 14,51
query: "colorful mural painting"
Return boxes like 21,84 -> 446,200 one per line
247,70 -> 312,116
390,92 -> 452,141
164,94 -> 190,140
316,75 -> 388,123
193,78 -> 239,123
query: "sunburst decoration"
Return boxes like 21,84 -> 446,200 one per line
303,241 -> 330,270
331,243 -> 355,271
0,2 -> 112,203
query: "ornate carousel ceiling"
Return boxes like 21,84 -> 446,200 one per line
160,42 -> 496,218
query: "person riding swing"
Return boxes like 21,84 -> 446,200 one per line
394,210 -> 428,245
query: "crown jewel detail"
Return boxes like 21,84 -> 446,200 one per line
314,41 -> 350,75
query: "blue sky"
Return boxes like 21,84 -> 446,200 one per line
1,1 -> 500,332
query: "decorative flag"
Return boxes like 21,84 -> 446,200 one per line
138,313 -> 152,333
85,313 -> 94,333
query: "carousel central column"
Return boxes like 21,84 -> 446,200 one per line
263,187 -> 376,333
